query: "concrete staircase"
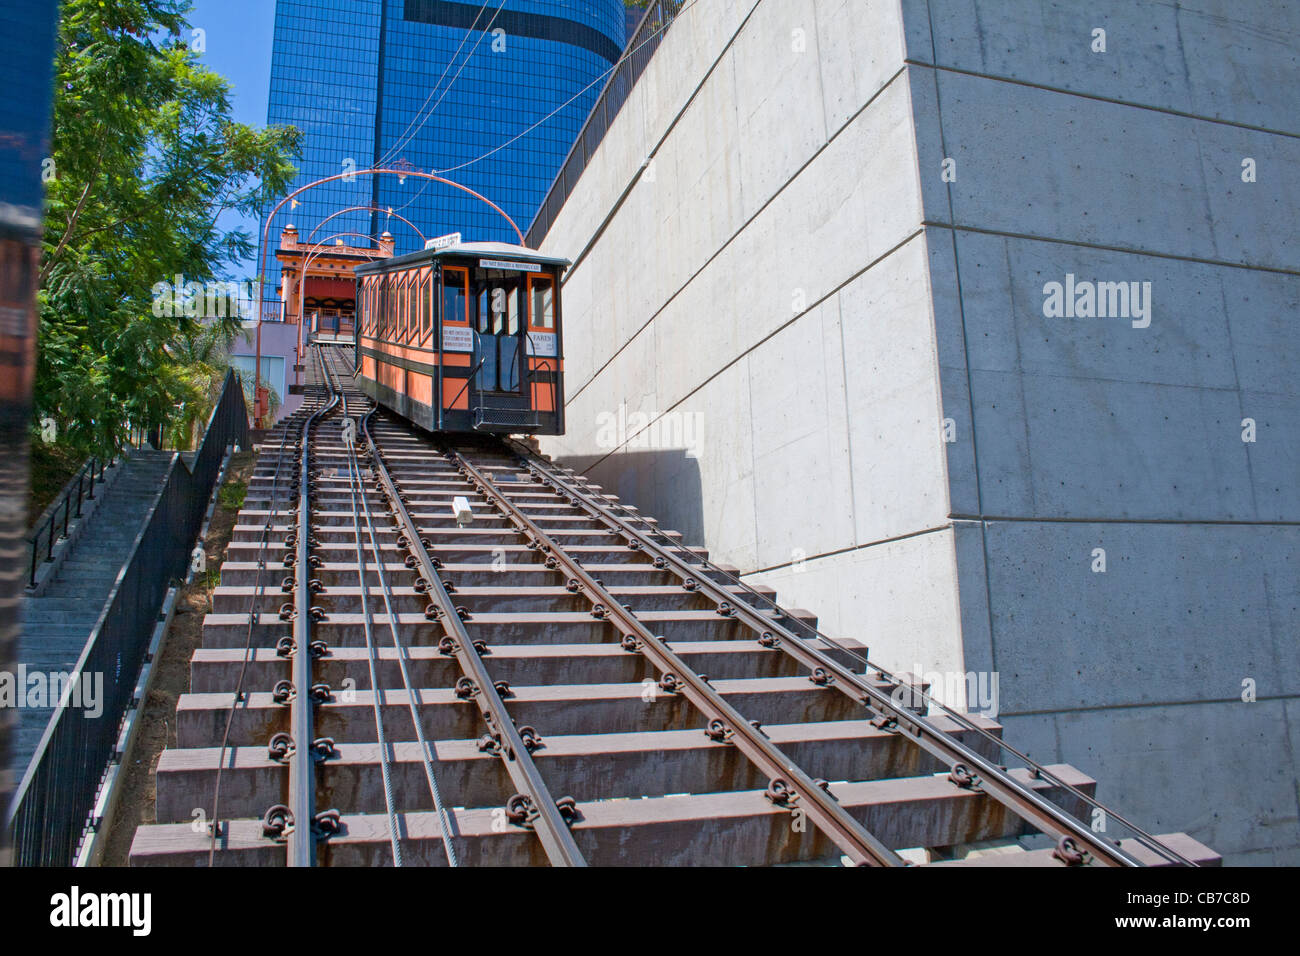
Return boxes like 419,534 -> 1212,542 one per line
13,450 -> 176,778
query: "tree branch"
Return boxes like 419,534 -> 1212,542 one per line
39,154 -> 103,285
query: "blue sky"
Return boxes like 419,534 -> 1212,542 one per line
188,0 -> 275,278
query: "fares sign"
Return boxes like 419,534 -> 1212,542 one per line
526,331 -> 557,357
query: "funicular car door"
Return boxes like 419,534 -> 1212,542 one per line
470,262 -> 533,426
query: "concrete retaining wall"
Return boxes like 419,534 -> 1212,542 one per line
538,0 -> 1299,864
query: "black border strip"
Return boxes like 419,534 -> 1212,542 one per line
403,0 -> 623,64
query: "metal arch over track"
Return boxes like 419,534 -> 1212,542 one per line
128,346 -> 1217,868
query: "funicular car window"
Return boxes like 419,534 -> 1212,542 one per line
530,276 -> 554,330
399,272 -> 410,342
443,267 -> 467,326
507,282 -> 521,336
420,271 -> 431,339
405,272 -> 415,342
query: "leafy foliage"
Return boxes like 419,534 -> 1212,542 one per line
163,320 -> 239,449
26,439 -> 89,526
37,0 -> 301,456
217,477 -> 246,512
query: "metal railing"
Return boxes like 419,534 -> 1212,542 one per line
530,353 -> 559,428
525,0 -> 686,247
7,369 -> 251,866
27,457 -> 112,589
450,356 -> 488,416
255,291 -> 287,324
126,423 -> 168,451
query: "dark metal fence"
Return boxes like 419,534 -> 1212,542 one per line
7,369 -> 250,866
126,424 -> 169,451
27,457 -> 112,588
524,0 -> 686,247
253,289 -> 287,324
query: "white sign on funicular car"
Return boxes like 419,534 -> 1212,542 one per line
424,232 -> 461,250
442,325 -> 473,352
479,258 -> 542,273
526,332 -> 557,357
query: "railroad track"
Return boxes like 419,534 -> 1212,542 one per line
129,345 -> 1217,867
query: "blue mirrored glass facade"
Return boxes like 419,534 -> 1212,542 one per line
262,0 -> 624,272
0,3 -> 58,233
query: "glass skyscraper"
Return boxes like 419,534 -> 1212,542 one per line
262,0 -> 626,269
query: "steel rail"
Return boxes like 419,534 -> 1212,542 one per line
323,348 -> 460,866
553,479 -> 1194,867
207,353 -> 320,865
355,419 -> 462,866
362,422 -> 586,866
287,346 -> 341,866
325,354 -> 403,865
444,445 -> 904,867
504,441 -> 1160,868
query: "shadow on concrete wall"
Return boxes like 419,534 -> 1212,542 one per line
555,449 -> 705,549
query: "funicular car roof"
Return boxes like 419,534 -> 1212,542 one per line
354,241 -> 571,275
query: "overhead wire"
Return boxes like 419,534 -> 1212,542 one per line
434,0 -> 700,177
382,0 -> 697,223
378,0 -> 508,168
375,0 -> 499,168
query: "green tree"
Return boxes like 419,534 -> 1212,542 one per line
163,319 -> 238,450
239,372 -> 281,428
37,0 -> 301,455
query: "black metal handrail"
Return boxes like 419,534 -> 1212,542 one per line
450,328 -> 489,417
524,0 -> 686,247
126,423 -> 170,451
7,368 -> 251,866
27,456 -> 112,589
451,356 -> 488,420
529,351 -> 559,425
